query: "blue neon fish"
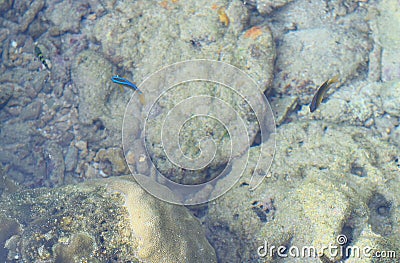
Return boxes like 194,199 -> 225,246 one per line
111,75 -> 143,94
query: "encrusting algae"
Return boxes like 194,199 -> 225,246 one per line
218,7 -> 229,26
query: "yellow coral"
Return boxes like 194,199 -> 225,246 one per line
218,7 -> 229,26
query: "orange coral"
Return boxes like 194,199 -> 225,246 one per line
159,0 -> 178,9
218,7 -> 229,26
159,0 -> 169,9
244,26 -> 263,40
211,3 -> 219,10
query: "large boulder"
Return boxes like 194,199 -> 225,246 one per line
0,176 -> 217,262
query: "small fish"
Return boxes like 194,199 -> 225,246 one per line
310,75 -> 339,113
111,75 -> 142,93
35,46 -> 50,70
111,75 -> 145,104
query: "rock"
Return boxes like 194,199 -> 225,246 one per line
0,122 -> 47,186
64,145 -> 78,172
141,78 -> 267,185
94,147 -> 129,176
344,226 -> 397,263
270,95 -> 298,126
43,141 -> 65,187
375,0 -> 400,50
255,0 -> 294,15
0,83 -> 13,109
74,140 -> 87,152
46,1 -> 88,36
266,0 -> 372,107
225,0 -> 250,35
274,27 -> 371,105
297,81 -> 398,128
235,25 -> 275,89
52,232 -> 95,262
380,81 -> 400,117
71,50 -> 128,133
0,0 -> 11,13
381,48 -> 400,82
88,0 -> 275,92
206,120 -> 400,261
374,0 -> 400,82
20,100 -> 42,121
0,176 -> 217,262
18,0 -> 44,32
0,165 -> 20,197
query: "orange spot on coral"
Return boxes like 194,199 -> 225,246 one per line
171,0 -> 179,2
244,26 -> 263,40
218,7 -> 229,26
211,3 -> 219,10
159,0 -> 169,9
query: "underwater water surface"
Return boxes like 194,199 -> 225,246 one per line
0,0 -> 399,262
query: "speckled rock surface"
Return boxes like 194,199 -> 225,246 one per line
84,0 -> 276,184
87,0 -> 275,91
375,0 -> 400,50
0,176 -> 217,262
46,1 -> 88,36
0,0 -> 276,186
265,0 -> 371,108
1,0 -> 399,262
72,50 -> 123,132
0,84 -> 13,109
375,0 -> 400,82
296,80 -> 400,144
254,0 -> 294,15
93,147 -> 129,177
0,0 -> 11,13
274,26 -> 371,105
141,78 -> 265,185
204,120 -> 400,262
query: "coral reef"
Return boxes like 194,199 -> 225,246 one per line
0,176 -> 217,262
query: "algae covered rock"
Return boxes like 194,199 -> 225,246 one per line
120,60 -> 274,189
275,27 -> 371,105
46,1 -> 88,36
77,0 -> 276,186
205,120 -> 400,262
253,0 -> 294,15
88,0 -> 275,92
71,50 -> 130,133
0,0 -> 11,13
268,0 -> 371,106
0,176 -> 216,262
0,83 -> 13,110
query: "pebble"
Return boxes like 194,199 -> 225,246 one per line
21,101 -> 42,120
125,151 -> 136,165
94,148 -> 128,175
64,146 -> 78,172
74,140 -> 87,151
364,118 -> 374,128
0,84 -> 14,109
